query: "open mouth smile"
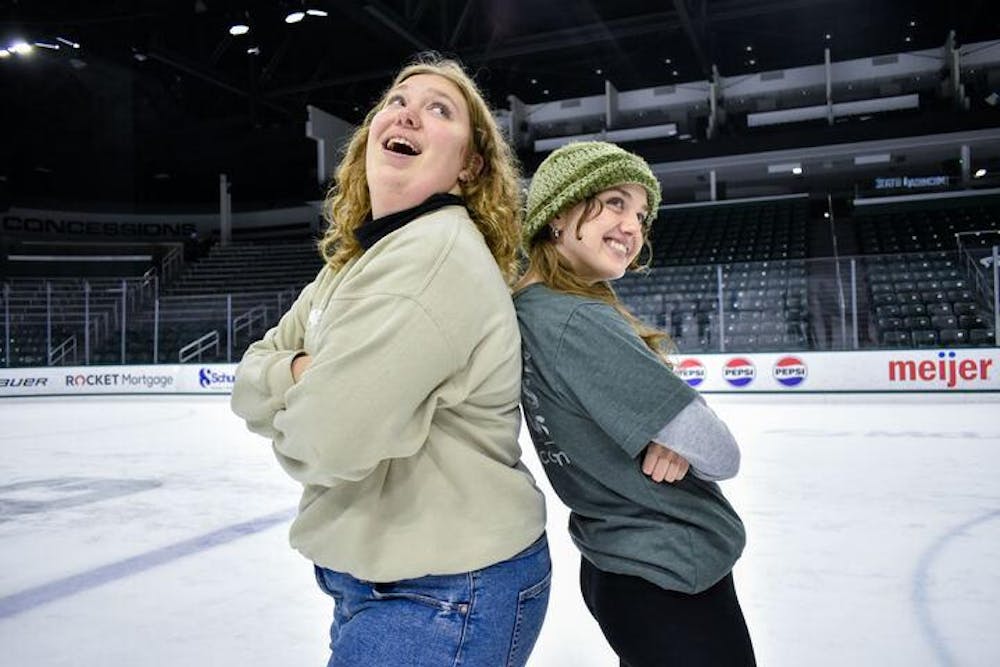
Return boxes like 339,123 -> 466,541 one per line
605,237 -> 631,256
383,136 -> 422,156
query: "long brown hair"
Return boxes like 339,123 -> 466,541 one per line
523,197 -> 674,364
318,54 -> 523,284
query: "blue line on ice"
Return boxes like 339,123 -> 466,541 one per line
911,508 -> 1000,667
0,507 -> 296,620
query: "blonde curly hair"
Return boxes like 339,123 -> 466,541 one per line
318,54 -> 523,284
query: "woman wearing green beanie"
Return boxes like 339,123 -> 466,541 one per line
514,141 -> 756,666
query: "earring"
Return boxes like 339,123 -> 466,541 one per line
550,226 -> 561,239
458,171 -> 470,183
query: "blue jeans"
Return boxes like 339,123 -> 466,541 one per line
314,533 -> 551,667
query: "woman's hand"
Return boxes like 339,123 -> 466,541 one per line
291,353 -> 313,383
641,442 -> 690,483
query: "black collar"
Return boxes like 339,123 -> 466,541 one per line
355,193 -> 465,250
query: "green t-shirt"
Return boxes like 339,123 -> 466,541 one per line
514,283 -> 746,593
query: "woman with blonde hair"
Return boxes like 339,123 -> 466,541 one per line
515,141 -> 755,666
231,54 -> 549,666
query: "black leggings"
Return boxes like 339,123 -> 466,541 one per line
580,557 -> 756,667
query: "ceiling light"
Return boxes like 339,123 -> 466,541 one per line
664,58 -> 672,64
247,46 -> 261,55
909,20 -> 917,27
306,9 -> 328,17
672,70 -> 678,76
56,37 -> 80,49
825,33 -> 832,40
767,163 -> 801,175
854,154 -> 891,165
285,11 -> 305,23
229,23 -> 250,36
974,168 -> 987,178
11,41 -> 33,56
595,68 -> 603,75
745,45 -> 753,52
34,41 -> 59,50
904,36 -> 912,43
0,49 -> 10,58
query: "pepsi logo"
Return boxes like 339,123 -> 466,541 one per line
723,357 -> 755,387
773,356 -> 807,387
675,358 -> 706,387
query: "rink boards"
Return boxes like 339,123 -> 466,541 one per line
1,348 -> 998,397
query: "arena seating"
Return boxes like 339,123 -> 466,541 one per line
91,240 -> 323,363
3,194 -> 997,366
650,197 -> 808,266
856,196 -> 1000,348
617,260 -> 809,353
617,197 -> 810,352
2,277 -> 142,367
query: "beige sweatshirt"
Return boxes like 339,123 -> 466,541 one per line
231,204 -> 545,582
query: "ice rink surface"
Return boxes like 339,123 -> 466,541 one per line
1,392 -> 998,666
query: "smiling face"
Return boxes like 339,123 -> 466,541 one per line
364,73 -> 478,218
551,183 -> 649,284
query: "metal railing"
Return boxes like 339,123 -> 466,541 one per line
2,248 -> 996,367
48,335 -> 77,366
233,304 -> 268,342
179,331 -> 220,363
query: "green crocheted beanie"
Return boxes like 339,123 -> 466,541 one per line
523,141 -> 662,245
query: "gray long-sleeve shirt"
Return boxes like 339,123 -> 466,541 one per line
652,396 -> 740,481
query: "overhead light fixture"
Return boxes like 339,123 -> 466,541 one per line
247,46 -> 261,55
56,37 -> 80,49
767,163 -> 802,175
854,153 -> 892,166
974,168 -> 987,178
11,41 -> 33,56
306,9 -> 328,17
285,11 -> 305,23
34,41 -> 60,50
0,49 -> 10,58
229,23 -> 250,36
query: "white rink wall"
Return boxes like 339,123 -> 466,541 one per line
1,348 -> 999,398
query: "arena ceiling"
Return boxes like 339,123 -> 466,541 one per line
1,0 -> 998,207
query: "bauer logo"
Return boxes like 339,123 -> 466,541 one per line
723,357 -> 756,387
0,376 -> 48,389
675,358 -> 706,387
773,356 -> 807,387
198,367 -> 235,390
